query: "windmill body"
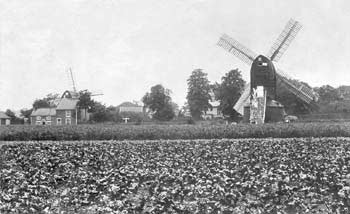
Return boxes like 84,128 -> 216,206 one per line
218,19 -> 319,124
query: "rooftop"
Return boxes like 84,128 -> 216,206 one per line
56,98 -> 79,110
118,101 -> 143,108
0,111 -> 10,119
31,108 -> 56,116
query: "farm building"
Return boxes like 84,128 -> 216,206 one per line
202,92 -> 223,119
0,111 -> 11,125
30,98 -> 78,125
203,100 -> 223,120
118,102 -> 144,113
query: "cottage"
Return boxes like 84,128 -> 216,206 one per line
30,98 -> 78,125
203,92 -> 223,119
203,100 -> 223,119
30,108 -> 56,125
0,111 -> 11,125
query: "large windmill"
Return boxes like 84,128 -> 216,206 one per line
217,18 -> 318,124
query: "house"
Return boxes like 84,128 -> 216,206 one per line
55,98 -> 79,125
203,92 -> 223,119
118,102 -> 144,113
30,108 -> 56,125
0,111 -> 11,125
337,86 -> 350,100
203,100 -> 223,119
30,98 -> 78,125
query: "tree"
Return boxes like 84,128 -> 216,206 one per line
142,84 -> 175,121
314,85 -> 339,104
32,99 -> 50,109
20,109 -> 32,118
214,69 -> 246,121
78,90 -> 95,112
90,102 -> 110,122
186,69 -> 212,119
277,87 -> 310,115
5,109 -> 23,124
77,90 -> 96,122
32,93 -> 60,109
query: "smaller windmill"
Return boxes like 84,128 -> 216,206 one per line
62,67 -> 104,122
217,18 -> 318,123
62,67 -> 104,99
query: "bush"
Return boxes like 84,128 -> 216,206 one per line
2,122 -> 350,141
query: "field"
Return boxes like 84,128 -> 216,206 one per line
2,122 -> 350,140
1,138 -> 350,213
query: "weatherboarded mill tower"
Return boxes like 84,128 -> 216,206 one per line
217,19 -> 319,124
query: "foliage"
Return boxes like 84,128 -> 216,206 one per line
3,122 -> 350,141
77,90 -> 95,112
142,84 -> 175,121
314,85 -> 340,104
32,99 -> 50,109
5,109 -> 23,124
277,84 -> 310,115
119,112 -> 150,123
20,109 -> 32,119
32,93 -> 60,109
214,69 -> 245,121
312,85 -> 350,114
1,138 -> 350,213
186,69 -> 212,120
90,102 -> 112,123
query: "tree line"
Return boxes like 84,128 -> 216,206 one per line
3,69 -> 350,124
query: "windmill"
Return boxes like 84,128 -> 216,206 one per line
62,67 -> 104,99
62,67 -> 104,122
217,18 -> 319,124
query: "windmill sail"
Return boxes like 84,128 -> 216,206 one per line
267,19 -> 302,62
217,34 -> 258,65
276,69 -> 318,107
234,83 -> 251,115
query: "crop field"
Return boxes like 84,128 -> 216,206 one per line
2,122 -> 350,141
1,138 -> 350,213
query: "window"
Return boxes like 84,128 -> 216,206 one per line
36,121 -> 41,125
36,116 -> 41,121
258,62 -> 268,66
57,118 -> 62,125
65,110 -> 71,118
65,118 -> 71,125
46,116 -> 51,121
46,121 -> 51,126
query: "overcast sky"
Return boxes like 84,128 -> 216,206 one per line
1,0 -> 350,111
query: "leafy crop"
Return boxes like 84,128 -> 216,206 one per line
1,122 -> 350,141
1,138 -> 350,213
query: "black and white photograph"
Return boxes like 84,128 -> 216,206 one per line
1,0 -> 350,213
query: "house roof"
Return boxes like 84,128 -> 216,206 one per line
31,108 -> 56,116
0,111 -> 10,119
118,102 -> 142,108
56,98 -> 79,110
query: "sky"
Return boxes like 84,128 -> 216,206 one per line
1,0 -> 350,111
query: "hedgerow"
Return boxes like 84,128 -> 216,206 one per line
1,122 -> 350,141
1,138 -> 350,213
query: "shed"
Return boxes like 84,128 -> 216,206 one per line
0,111 -> 11,125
